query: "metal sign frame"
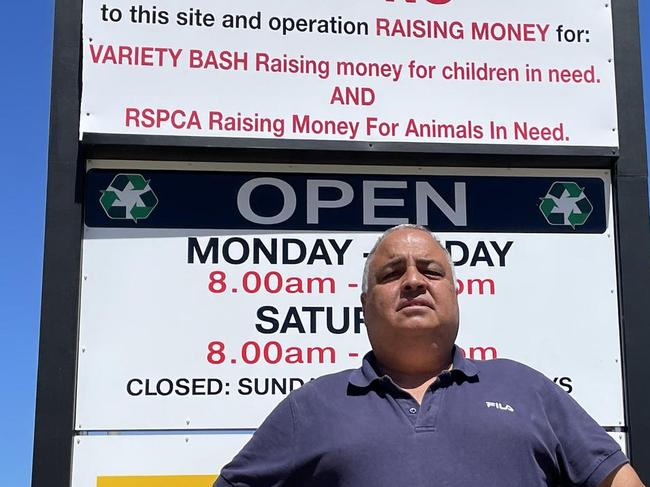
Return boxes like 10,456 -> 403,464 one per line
33,0 -> 650,485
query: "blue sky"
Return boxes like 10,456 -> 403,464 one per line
0,2 -> 648,485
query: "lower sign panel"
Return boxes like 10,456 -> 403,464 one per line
71,434 -> 250,487
71,432 -> 627,486
98,476 -> 217,487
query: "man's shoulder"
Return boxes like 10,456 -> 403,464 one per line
471,357 -> 553,389
464,357 -> 579,415
474,356 -> 541,372
289,368 -> 357,400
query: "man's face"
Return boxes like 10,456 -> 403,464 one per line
361,228 -> 459,351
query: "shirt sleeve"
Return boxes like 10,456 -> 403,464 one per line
540,377 -> 628,487
214,395 -> 297,487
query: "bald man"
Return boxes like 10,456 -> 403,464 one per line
215,224 -> 643,487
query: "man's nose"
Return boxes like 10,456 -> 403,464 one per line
402,266 -> 426,291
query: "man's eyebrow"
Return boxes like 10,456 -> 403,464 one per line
377,257 -> 444,270
377,256 -> 405,269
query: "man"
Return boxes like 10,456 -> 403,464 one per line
215,224 -> 643,486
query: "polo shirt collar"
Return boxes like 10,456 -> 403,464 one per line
348,345 -> 479,388
451,345 -> 479,378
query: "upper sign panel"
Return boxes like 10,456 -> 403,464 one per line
80,0 -> 618,149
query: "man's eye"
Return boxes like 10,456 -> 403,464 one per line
424,270 -> 443,278
382,271 -> 400,281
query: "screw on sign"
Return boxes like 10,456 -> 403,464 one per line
538,181 -> 593,228
99,173 -> 158,222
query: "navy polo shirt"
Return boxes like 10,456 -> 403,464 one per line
215,347 -> 626,487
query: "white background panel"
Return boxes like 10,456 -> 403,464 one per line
81,0 -> 617,147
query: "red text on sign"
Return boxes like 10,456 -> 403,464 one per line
208,270 -> 336,294
207,340 -> 337,365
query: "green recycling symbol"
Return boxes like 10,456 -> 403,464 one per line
99,174 -> 158,222
539,181 -> 593,229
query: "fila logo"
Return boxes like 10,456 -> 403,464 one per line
485,401 -> 514,412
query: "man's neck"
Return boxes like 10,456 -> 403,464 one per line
373,343 -> 454,403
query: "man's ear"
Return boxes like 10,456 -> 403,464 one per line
360,293 -> 366,309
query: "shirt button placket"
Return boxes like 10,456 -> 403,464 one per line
405,402 -> 419,425
414,381 -> 447,431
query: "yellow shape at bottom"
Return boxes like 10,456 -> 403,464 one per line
97,475 -> 217,487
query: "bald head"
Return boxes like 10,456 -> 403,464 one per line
362,224 -> 455,293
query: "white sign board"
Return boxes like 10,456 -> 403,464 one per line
80,0 -> 617,148
70,432 -> 627,487
76,163 -> 623,431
